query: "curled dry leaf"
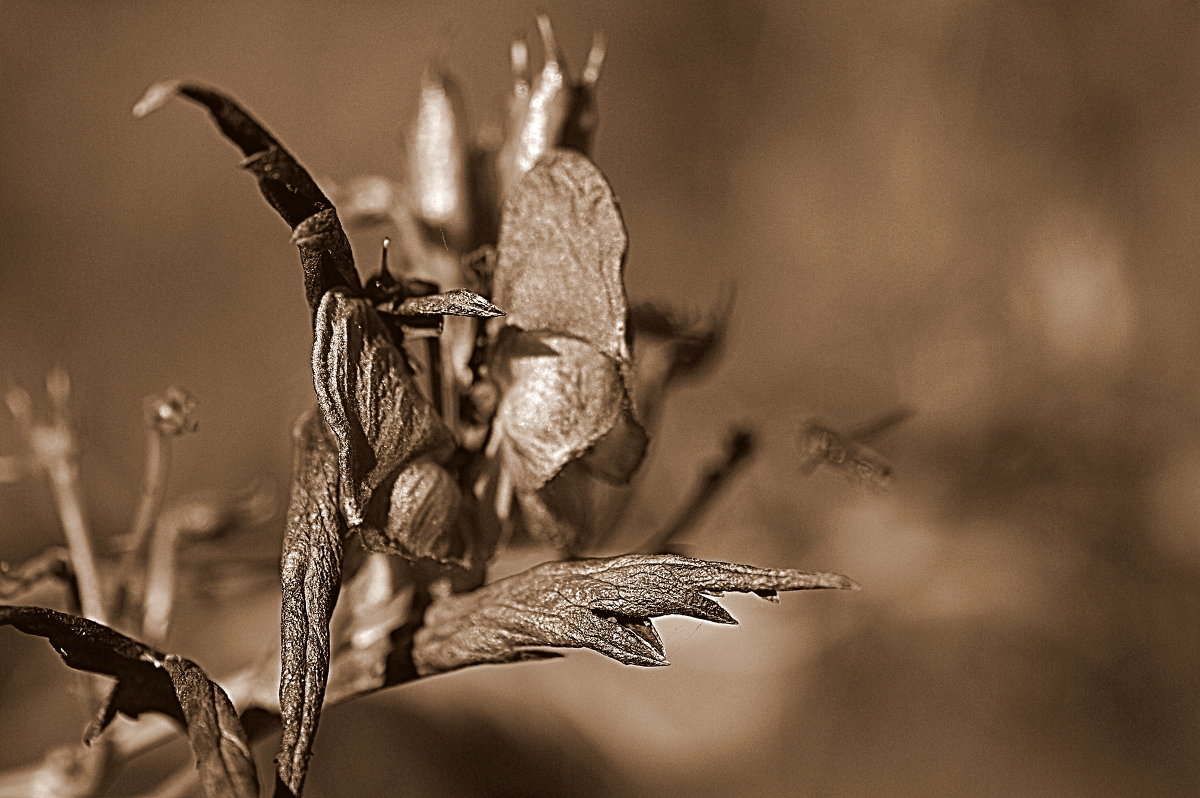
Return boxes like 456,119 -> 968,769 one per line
412,554 -> 859,673
312,288 -> 450,528
133,80 -> 361,311
0,605 -> 258,798
489,148 -> 646,548
277,410 -> 347,798
491,331 -> 639,493
360,459 -> 475,568
493,148 -> 630,361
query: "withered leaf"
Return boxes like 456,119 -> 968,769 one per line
491,329 -> 646,495
493,148 -> 631,362
359,459 -> 478,569
381,288 -> 504,319
134,80 -> 362,311
0,605 -> 258,798
312,288 -> 450,528
411,554 -> 858,673
277,410 -> 347,797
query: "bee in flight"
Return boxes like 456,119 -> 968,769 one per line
797,407 -> 912,491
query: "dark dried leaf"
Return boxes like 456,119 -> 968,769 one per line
381,288 -> 504,319
134,80 -> 362,310
0,605 -> 258,798
312,288 -> 450,527
494,148 -> 631,361
491,329 -> 646,495
277,410 -> 347,797
411,554 -> 858,673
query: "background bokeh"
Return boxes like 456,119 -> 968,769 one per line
3,1 -> 1200,795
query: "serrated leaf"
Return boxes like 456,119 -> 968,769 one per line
411,554 -> 858,673
494,148 -> 631,361
490,329 -> 646,496
134,80 -> 362,311
0,605 -> 258,798
277,409 -> 346,797
312,288 -> 450,528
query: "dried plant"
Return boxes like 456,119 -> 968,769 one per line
0,15 -> 857,798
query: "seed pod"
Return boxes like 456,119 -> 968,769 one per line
406,67 -> 472,251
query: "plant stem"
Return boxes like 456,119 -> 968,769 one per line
127,427 -> 170,567
8,376 -> 109,626
140,515 -> 184,646
44,461 -> 107,623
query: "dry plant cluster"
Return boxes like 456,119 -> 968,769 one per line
0,16 -> 857,798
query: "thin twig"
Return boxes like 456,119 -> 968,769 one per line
7,376 -> 108,625
117,387 -> 197,633
140,517 -> 185,646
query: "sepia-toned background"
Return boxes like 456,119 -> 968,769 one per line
3,1 -> 1199,795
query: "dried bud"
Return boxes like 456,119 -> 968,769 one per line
145,387 -> 198,436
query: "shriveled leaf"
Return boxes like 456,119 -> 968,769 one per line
406,67 -> 472,250
490,329 -> 646,495
312,288 -> 450,527
0,605 -> 258,798
412,554 -> 858,673
277,410 -> 347,797
381,288 -> 504,319
359,459 -> 479,569
134,80 -> 361,310
494,148 -> 631,362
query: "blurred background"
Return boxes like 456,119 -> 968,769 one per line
3,1 -> 1200,795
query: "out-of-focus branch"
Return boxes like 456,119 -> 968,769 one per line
6,373 -> 106,625
640,426 -> 756,554
117,388 -> 198,634
0,546 -> 75,603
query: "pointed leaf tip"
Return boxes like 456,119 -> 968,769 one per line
133,80 -> 181,118
386,289 -> 505,319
